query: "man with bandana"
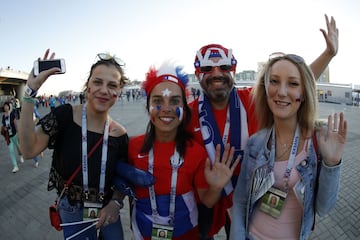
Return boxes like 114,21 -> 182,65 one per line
188,14 -> 339,239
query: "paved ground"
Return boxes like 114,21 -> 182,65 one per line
0,100 -> 359,239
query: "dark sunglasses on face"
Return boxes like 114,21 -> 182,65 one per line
199,65 -> 233,73
97,53 -> 126,66
268,52 -> 305,64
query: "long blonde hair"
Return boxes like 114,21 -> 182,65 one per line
251,54 -> 318,136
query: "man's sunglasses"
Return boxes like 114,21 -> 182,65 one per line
268,52 -> 305,64
97,53 -> 125,66
199,65 -> 233,73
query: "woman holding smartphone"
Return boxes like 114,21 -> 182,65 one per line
19,49 -> 129,240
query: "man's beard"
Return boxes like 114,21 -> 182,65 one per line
205,76 -> 232,102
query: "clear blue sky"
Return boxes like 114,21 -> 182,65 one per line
1,0 -> 359,95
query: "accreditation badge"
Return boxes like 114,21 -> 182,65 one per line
83,201 -> 102,221
151,223 -> 173,240
259,187 -> 287,219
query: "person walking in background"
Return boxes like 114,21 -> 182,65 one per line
79,92 -> 85,104
1,101 -> 24,173
230,53 -> 347,240
187,14 -> 339,239
19,49 -> 129,240
128,62 -> 240,240
13,97 -> 21,120
49,95 -> 56,111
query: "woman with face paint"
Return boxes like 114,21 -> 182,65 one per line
128,62 -> 240,240
19,49 -> 129,240
230,54 -> 348,240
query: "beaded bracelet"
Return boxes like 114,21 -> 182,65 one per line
22,95 -> 35,104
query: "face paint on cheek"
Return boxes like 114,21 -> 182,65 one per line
149,105 -> 161,115
149,105 -> 161,122
199,73 -> 205,82
176,106 -> 184,121
111,91 -> 118,98
149,106 -> 155,122
295,95 -> 302,102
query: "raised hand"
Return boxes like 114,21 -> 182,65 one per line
320,14 -> 339,57
204,143 -> 240,190
27,49 -> 60,91
318,112 -> 347,166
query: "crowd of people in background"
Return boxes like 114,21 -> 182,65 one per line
0,13 -> 350,240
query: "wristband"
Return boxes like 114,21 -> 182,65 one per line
24,84 -> 38,97
111,199 -> 124,210
22,96 -> 35,104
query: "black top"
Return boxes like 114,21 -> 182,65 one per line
39,104 -> 128,192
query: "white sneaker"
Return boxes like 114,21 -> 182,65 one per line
12,166 -> 19,173
20,156 -> 24,163
34,162 -> 39,168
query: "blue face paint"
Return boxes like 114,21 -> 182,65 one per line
156,105 -> 161,111
176,106 -> 184,121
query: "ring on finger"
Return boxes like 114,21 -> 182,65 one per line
333,128 -> 338,132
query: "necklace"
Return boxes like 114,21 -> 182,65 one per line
280,143 -> 290,149
276,142 -> 292,160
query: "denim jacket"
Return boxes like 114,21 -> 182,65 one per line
230,128 -> 341,240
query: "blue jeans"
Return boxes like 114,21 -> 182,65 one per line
58,196 -> 124,240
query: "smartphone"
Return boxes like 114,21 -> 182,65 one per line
33,59 -> 66,76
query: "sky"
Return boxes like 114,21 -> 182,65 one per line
1,0 -> 359,95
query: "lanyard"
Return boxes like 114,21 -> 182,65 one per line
271,124 -> 300,191
222,108 -> 230,145
148,147 -> 183,226
81,103 -> 110,199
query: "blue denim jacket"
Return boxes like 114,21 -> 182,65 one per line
230,128 -> 341,240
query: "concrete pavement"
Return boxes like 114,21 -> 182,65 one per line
0,100 -> 359,239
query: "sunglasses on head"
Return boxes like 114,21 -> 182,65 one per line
199,65 -> 233,73
268,52 -> 305,64
97,53 -> 125,66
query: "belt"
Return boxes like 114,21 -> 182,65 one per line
62,184 -> 106,204
48,167 -> 109,205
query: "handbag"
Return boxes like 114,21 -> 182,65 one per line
49,135 -> 104,231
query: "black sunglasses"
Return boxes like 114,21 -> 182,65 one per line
199,65 -> 233,73
97,53 -> 125,66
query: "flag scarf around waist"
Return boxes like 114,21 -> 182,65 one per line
132,191 -> 198,239
198,87 -> 249,195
